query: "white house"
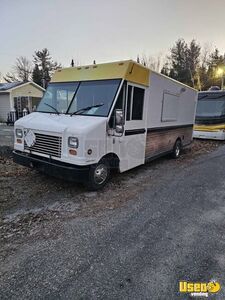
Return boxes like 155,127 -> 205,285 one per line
0,81 -> 45,122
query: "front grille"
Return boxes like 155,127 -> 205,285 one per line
24,133 -> 62,158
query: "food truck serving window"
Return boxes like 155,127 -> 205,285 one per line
37,79 -> 121,116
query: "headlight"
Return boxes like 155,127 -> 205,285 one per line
68,137 -> 79,148
15,128 -> 23,138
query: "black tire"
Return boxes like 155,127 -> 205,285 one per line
171,139 -> 181,159
86,158 -> 110,190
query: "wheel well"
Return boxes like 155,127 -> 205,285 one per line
101,153 -> 120,170
175,137 -> 182,146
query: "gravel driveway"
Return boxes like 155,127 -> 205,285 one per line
1,140 -> 225,299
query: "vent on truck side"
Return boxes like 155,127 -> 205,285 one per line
24,133 -> 62,158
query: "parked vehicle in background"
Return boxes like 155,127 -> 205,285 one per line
13,60 -> 197,189
193,90 -> 225,140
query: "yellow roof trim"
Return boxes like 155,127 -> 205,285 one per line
51,60 -> 150,87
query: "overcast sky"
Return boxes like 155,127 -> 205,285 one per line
0,0 -> 225,77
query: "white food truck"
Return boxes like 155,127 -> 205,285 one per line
13,60 -> 197,189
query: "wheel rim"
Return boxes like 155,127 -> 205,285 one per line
175,144 -> 180,157
94,164 -> 108,185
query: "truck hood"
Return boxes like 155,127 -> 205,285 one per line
15,112 -> 107,134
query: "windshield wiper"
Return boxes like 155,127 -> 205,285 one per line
70,103 -> 104,116
44,103 -> 60,115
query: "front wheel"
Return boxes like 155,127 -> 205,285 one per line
86,159 -> 110,190
171,139 -> 181,159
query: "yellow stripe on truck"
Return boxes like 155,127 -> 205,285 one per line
51,60 -> 150,87
194,123 -> 225,132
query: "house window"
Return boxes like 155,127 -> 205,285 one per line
126,85 -> 145,121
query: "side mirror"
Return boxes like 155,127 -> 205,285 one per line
115,109 -> 124,126
115,125 -> 124,134
115,109 -> 124,134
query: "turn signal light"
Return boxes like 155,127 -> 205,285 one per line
69,149 -> 77,155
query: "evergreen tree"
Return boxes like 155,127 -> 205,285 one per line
33,48 -> 61,87
32,64 -> 42,86
169,39 -> 189,84
161,39 -> 202,89
186,40 -> 201,88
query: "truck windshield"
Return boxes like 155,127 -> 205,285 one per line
67,79 -> 120,116
37,82 -> 79,114
37,79 -> 121,116
196,95 -> 225,118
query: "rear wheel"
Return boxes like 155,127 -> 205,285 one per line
171,139 -> 181,159
86,159 -> 110,190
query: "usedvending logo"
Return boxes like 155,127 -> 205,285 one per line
179,280 -> 221,297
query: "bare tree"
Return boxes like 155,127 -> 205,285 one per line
200,43 -> 213,68
3,73 -> 19,82
4,56 -> 32,82
14,56 -> 32,81
197,43 -> 214,90
138,53 -> 163,72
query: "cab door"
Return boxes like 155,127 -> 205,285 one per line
120,83 -> 147,171
106,81 -> 147,172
